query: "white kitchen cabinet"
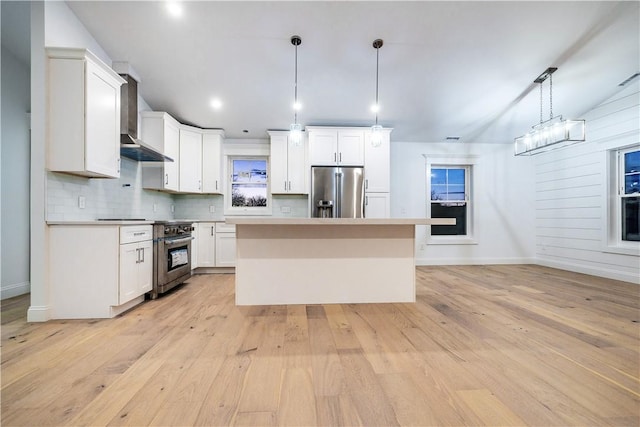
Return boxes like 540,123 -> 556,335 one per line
308,127 -> 365,166
364,129 -> 392,193
47,47 -> 125,178
365,192 -> 390,218
215,223 -> 236,267
179,127 -> 203,193
268,131 -> 308,194
141,112 -> 180,192
191,223 -> 199,269
49,224 -> 153,319
197,222 -> 217,267
202,130 -> 224,194
118,230 -> 153,305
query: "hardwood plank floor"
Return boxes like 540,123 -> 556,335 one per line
1,265 -> 639,426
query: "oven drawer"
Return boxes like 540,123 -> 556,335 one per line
120,225 -> 153,244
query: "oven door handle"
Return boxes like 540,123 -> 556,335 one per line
163,236 -> 193,246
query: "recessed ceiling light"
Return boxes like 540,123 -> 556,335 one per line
210,98 -> 223,110
166,1 -> 183,17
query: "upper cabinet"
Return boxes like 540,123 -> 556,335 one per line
141,112 -> 180,192
307,127 -> 365,166
364,129 -> 392,193
179,126 -> 203,193
202,130 -> 224,194
269,131 -> 308,194
47,47 -> 125,178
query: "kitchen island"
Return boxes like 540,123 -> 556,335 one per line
225,217 -> 454,305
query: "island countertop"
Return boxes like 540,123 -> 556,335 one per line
226,217 -> 455,226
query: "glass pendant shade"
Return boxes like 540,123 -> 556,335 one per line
370,124 -> 383,147
289,123 -> 303,146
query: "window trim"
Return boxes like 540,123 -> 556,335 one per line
604,144 -> 640,255
425,155 -> 477,245
224,155 -> 272,216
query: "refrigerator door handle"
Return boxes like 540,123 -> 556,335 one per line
335,171 -> 342,218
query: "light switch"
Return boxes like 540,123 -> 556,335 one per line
78,196 -> 86,209
281,206 -> 291,214
209,205 -> 215,213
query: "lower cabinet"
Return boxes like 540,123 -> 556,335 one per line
195,222 -> 236,269
215,224 -> 237,267
49,224 -> 153,319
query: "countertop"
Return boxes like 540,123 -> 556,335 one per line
225,217 -> 455,225
47,220 -> 155,225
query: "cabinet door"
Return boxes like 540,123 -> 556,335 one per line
364,131 -> 390,192
270,134 -> 289,193
309,130 -> 338,166
365,193 -> 390,218
287,136 -> 308,194
197,223 -> 216,267
137,240 -> 153,293
337,130 -> 365,166
84,60 -> 121,178
119,242 -> 140,304
179,129 -> 203,193
216,232 -> 237,267
202,133 -> 223,194
164,120 -> 180,191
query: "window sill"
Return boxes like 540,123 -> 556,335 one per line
426,237 -> 478,246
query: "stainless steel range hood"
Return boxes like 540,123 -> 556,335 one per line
119,74 -> 173,162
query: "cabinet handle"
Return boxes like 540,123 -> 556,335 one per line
366,196 -> 369,206
365,179 -> 368,190
339,152 -> 342,163
199,180 -> 202,190
135,248 -> 140,264
284,180 -> 287,191
288,181 -> 291,191
334,152 -> 337,162
211,226 -> 214,236
117,158 -> 121,174
215,180 -> 218,190
165,173 -> 169,185
140,248 -> 145,263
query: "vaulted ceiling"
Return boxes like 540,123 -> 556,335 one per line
8,1 -> 640,142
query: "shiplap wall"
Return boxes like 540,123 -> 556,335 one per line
534,80 -> 640,284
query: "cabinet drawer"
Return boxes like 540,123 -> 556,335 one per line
120,225 -> 153,244
215,223 -> 236,233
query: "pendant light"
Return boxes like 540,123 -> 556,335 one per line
370,38 -> 384,147
514,67 -> 585,155
289,35 -> 303,146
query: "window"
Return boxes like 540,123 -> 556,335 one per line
619,147 -> 640,242
226,157 -> 271,215
425,157 -> 475,244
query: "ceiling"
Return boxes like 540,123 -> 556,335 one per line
7,1 -> 640,143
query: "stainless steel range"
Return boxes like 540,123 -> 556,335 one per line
150,221 -> 194,299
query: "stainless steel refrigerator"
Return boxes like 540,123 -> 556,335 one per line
311,166 -> 364,218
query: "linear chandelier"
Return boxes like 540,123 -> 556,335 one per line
289,35 -> 303,146
514,67 -> 585,156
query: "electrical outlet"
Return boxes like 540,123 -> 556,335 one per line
78,196 -> 86,209
281,206 -> 291,214
209,205 -> 215,213
153,203 -> 158,213
419,244 -> 425,251
171,205 -> 175,213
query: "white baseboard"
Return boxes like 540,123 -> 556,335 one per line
416,257 -> 536,266
27,305 -> 51,322
1,281 -> 30,300
536,259 -> 640,284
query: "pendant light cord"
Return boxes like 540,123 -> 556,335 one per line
375,45 -> 379,126
294,41 -> 298,125
549,72 -> 553,120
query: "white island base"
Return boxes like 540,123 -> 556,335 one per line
227,218 -> 453,305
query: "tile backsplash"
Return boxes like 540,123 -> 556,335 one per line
47,158 -> 309,221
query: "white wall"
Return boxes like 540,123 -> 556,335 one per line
1,40 -> 31,299
391,141 -> 536,265
534,80 -> 640,284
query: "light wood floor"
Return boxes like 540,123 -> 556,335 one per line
1,265 -> 639,426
